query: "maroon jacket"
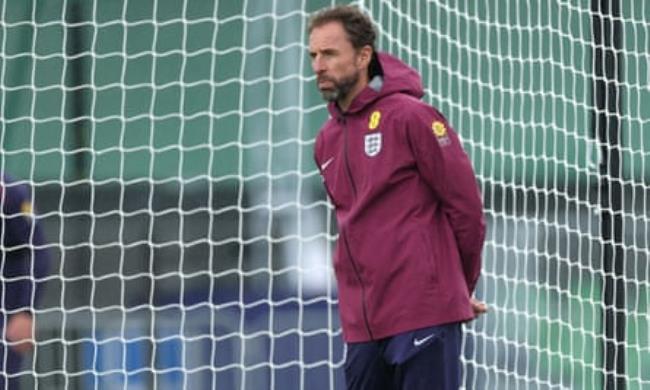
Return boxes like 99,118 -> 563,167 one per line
314,52 -> 486,343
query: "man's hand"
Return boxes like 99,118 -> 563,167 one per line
6,312 -> 34,354
470,297 -> 488,318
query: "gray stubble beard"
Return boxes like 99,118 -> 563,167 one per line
319,71 -> 360,104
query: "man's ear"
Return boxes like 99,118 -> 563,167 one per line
356,46 -> 373,69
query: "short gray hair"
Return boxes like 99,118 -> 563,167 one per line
308,5 -> 377,51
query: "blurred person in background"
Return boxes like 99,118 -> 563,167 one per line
0,174 -> 50,389
309,5 -> 487,389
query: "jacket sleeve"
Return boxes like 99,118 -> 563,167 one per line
313,131 -> 323,171
4,183 -> 50,312
405,104 -> 486,294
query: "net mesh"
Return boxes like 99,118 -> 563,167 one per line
363,1 -> 649,389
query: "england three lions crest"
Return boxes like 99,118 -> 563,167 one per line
364,133 -> 382,157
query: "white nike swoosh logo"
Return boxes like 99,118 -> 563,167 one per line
321,157 -> 334,171
413,333 -> 435,347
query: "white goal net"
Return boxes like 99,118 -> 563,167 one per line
368,1 -> 648,389
1,0 -> 647,389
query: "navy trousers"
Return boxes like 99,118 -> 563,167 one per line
344,323 -> 462,390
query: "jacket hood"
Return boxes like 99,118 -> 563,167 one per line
328,52 -> 424,116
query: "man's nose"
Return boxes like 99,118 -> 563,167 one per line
312,56 -> 326,73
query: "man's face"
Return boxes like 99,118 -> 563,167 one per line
309,21 -> 362,103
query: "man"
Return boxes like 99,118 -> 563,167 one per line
309,5 -> 487,389
0,174 -> 50,389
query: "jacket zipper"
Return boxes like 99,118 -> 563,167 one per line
340,115 -> 374,340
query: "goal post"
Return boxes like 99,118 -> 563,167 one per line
0,0 -> 648,389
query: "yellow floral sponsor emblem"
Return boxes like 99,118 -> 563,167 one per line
432,121 -> 447,137
368,111 -> 381,130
